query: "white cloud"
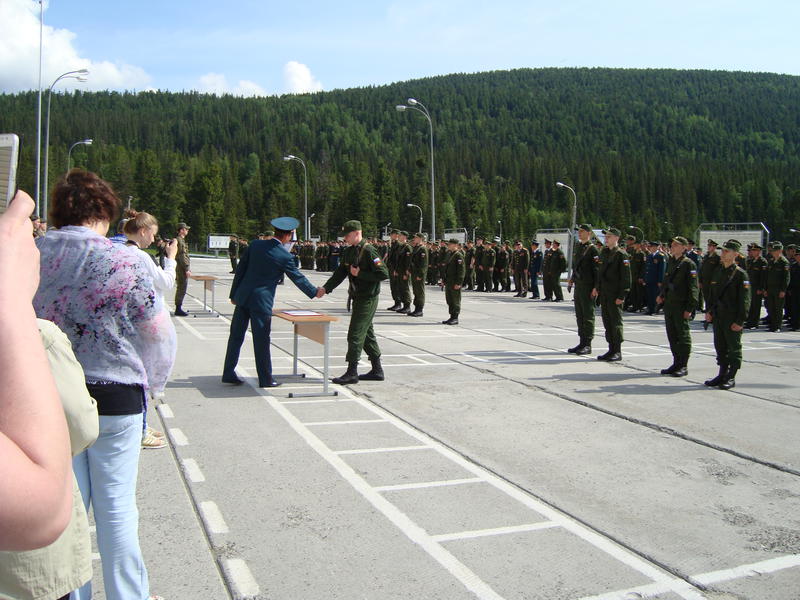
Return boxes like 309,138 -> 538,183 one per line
0,0 -> 151,92
283,61 -> 323,94
196,72 -> 269,97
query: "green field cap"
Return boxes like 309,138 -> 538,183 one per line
342,220 -> 362,234
671,236 -> 689,246
602,227 -> 621,237
722,239 -> 742,252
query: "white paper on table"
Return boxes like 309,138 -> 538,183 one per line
282,310 -> 322,316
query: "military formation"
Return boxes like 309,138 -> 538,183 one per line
289,221 -> 798,389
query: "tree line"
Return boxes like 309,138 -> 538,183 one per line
1,67 -> 798,246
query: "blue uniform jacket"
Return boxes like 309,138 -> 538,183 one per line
645,252 -> 666,284
230,239 -> 317,314
530,250 -> 543,273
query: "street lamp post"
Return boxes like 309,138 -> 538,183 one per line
497,220 -> 502,241
67,139 -> 93,171
406,203 -> 423,234
43,69 -> 89,219
383,222 -> 392,238
283,154 -> 308,240
308,213 -> 316,238
556,182 -> 578,274
396,98 -> 435,241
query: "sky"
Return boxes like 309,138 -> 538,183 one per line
1,0 -> 799,96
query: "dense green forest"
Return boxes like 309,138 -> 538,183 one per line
2,68 -> 799,246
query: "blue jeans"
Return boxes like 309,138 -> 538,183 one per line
72,413 -> 149,600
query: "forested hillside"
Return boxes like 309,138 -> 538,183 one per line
2,68 -> 799,244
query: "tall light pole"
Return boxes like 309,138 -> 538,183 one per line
406,203 -> 423,234
556,182 -> 578,274
67,139 -> 92,171
43,69 -> 89,219
283,154 -> 308,240
308,213 -> 316,238
396,98 -> 435,241
497,220 -> 502,241
34,0 -> 44,216
383,222 -> 392,238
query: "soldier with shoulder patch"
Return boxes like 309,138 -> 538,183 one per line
443,239 -> 466,325
594,228 -> 631,362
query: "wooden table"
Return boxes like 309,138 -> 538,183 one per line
273,310 -> 339,398
189,275 -> 219,316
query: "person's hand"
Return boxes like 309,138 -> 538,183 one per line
731,323 -> 743,332
186,270 -> 192,277
350,265 -> 360,277
230,299 -> 237,305
415,276 -> 421,281
705,312 -> 713,323
315,287 -> 326,298
779,291 -> 786,298
402,274 -> 408,280
683,311 -> 692,319
656,296 -> 663,304
0,190 -> 39,305
615,298 -> 623,305
591,288 -> 598,298
453,284 -> 462,290
166,239 -> 178,260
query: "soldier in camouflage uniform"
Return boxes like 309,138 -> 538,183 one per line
764,241 -> 790,332
567,225 -> 599,354
595,228 -> 631,362
479,240 -> 495,292
443,239 -> 466,325
463,240 -> 476,289
656,236 -> 698,377
174,222 -> 191,316
385,230 -> 401,310
324,220 -> 390,385
541,240 -> 553,300
394,231 -> 413,314
513,240 -> 530,297
409,233 -> 429,317
704,239 -> 751,390
699,239 -> 720,312
744,242 -> 768,328
550,240 -> 567,301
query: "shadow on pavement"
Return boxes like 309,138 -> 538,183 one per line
167,376 -> 261,399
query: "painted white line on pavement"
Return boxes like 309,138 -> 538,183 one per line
241,382 -> 506,600
692,553 -> 800,585
303,419 -> 387,426
344,394 -> 706,600
174,315 -> 206,340
224,558 -> 260,598
157,403 -> 174,419
168,428 -> 189,446
335,445 -> 431,455
579,554 -> 800,600
374,477 -> 484,492
199,501 -> 229,534
91,552 -> 100,561
432,521 -> 560,543
181,458 -> 206,482
280,398 -> 356,405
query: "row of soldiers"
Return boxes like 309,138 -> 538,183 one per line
567,224 -> 799,390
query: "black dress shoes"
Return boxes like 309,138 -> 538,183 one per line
221,376 -> 244,385
259,380 -> 282,388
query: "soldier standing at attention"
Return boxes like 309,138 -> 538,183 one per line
567,224 -> 599,355
443,239 -> 466,325
764,241 -> 790,332
324,220 -> 390,385
479,239 -> 496,292
644,240 -> 665,315
463,240 -> 475,289
472,236 -> 484,291
228,234 -> 239,274
541,239 -> 554,300
513,240 -> 530,297
550,240 -> 567,301
656,236 -> 698,377
704,239 -> 750,390
409,233 -> 429,317
394,231 -> 413,314
494,240 -> 508,292
627,235 -> 647,312
744,243 -> 768,329
594,228 -> 631,362
786,244 -> 799,331
385,230 -> 401,311
529,240 -> 542,299
174,222 -> 191,317
699,239 -> 720,312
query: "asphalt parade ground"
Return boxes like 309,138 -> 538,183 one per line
96,257 -> 799,600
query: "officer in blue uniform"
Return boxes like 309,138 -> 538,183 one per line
644,240 -> 666,314
222,217 -> 324,387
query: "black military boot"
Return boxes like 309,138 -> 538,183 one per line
359,357 -> 385,381
567,340 -> 583,353
332,362 -> 359,385
386,301 -> 401,311
719,367 -> 737,390
409,307 -> 423,317
174,306 -> 188,317
704,365 -> 727,387
575,341 -> 592,355
396,303 -> 411,315
606,344 -> 622,362
661,356 -> 678,375
597,346 -> 614,361
671,356 -> 688,377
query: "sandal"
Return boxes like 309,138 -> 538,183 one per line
142,432 -> 167,449
146,426 -> 165,439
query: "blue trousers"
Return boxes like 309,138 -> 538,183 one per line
73,413 -> 149,600
223,305 -> 274,386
